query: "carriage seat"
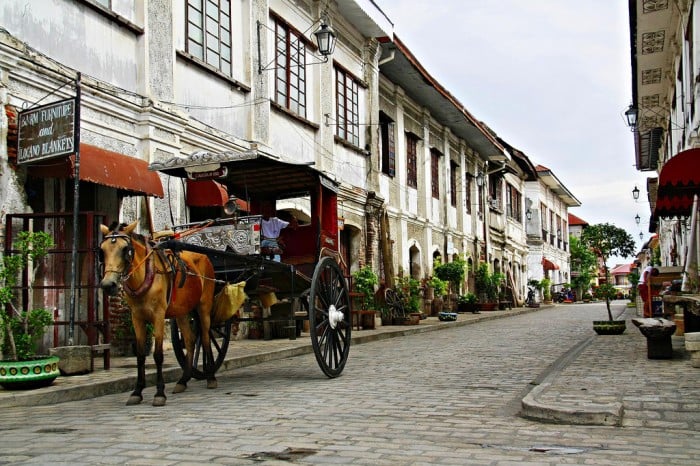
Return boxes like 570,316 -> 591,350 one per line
260,246 -> 284,256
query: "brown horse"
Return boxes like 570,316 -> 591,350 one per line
99,221 -> 217,406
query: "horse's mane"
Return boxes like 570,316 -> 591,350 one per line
108,222 -> 148,245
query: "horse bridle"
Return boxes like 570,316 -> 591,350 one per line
99,233 -> 135,277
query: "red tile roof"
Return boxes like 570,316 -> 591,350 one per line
568,213 -> 588,226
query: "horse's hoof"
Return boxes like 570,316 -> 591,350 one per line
126,395 -> 142,406
207,379 -> 218,389
152,396 -> 167,407
173,383 -> 187,394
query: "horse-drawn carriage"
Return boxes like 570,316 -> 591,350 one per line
99,150 -> 351,406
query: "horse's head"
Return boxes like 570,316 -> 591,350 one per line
99,220 -> 138,296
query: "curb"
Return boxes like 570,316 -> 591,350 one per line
521,382 -> 623,426
519,315 -> 628,427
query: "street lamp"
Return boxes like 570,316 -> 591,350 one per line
625,104 -> 638,130
526,209 -> 532,221
313,19 -> 337,57
476,172 -> 485,187
632,186 -> 640,200
639,232 -> 644,240
257,17 -> 337,74
635,213 -> 641,225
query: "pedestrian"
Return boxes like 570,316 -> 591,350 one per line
638,265 -> 658,317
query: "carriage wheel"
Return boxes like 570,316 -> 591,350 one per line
308,256 -> 351,378
170,314 -> 232,380
384,288 -> 406,317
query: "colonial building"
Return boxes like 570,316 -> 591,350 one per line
0,0 -> 581,355
523,165 -> 580,292
627,0 -> 699,290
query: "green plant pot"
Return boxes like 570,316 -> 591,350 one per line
0,355 -> 60,390
593,320 -> 626,335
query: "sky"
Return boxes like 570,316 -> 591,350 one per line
376,1 -> 647,264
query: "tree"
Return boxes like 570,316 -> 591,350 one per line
580,223 -> 636,320
569,235 -> 597,303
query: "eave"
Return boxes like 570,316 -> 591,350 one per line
378,35 -> 508,163
536,165 -> 581,207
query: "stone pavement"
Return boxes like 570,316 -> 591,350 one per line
2,303 -> 699,429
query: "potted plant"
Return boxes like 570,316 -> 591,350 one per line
592,284 -> 626,334
426,275 -> 447,315
580,223 -> 636,335
474,263 -> 502,311
456,292 -> 478,313
391,276 -> 422,324
540,277 -> 552,303
0,231 -> 60,389
351,266 -> 379,328
434,257 -> 467,310
351,266 -> 379,311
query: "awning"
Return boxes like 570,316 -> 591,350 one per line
542,258 -> 559,271
185,179 -> 250,211
186,179 -> 228,207
654,148 -> 700,219
27,144 -> 164,197
149,149 -> 339,198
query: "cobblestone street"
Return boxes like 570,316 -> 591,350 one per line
1,302 -> 699,465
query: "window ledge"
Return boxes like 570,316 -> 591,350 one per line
271,101 -> 320,130
176,51 -> 251,93
334,135 -> 368,156
77,0 -> 144,35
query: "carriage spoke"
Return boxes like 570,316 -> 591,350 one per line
171,315 -> 232,380
309,256 -> 351,378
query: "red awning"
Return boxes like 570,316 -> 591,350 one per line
542,258 -> 559,271
654,148 -> 700,218
185,179 -> 250,211
186,179 -> 228,207
26,144 -> 164,197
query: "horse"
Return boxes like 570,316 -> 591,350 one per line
99,221 -> 217,406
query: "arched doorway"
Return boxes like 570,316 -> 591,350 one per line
409,243 -> 422,279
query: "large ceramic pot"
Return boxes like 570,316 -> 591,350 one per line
593,320 -> 626,335
0,355 -> 60,390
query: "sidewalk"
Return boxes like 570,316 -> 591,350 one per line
521,305 -> 700,430
2,304 -> 699,430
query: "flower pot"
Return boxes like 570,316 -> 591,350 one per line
438,311 -> 457,322
593,320 -> 626,335
392,316 -> 411,325
0,355 -> 60,390
360,310 -> 377,329
408,312 -> 421,325
478,302 -> 498,312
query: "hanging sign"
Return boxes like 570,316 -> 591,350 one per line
187,166 -> 228,180
17,98 -> 76,164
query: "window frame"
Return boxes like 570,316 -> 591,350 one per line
406,133 -> 418,189
505,183 -> 522,223
464,174 -> 472,215
431,149 -> 441,199
380,112 -> 395,177
272,15 -> 309,118
185,0 -> 233,77
449,160 -> 458,207
335,66 -> 361,147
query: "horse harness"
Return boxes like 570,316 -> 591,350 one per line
101,232 -> 190,304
